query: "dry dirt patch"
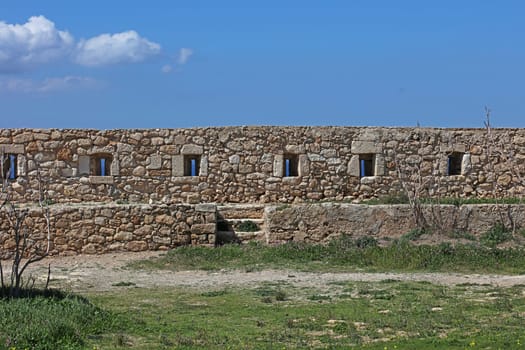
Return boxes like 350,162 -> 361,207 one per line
6,251 -> 525,293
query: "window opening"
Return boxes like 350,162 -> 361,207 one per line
184,155 -> 200,176
359,154 -> 374,177
100,158 -> 106,176
2,154 -> 17,180
91,154 -> 112,176
283,154 -> 298,177
448,153 -> 463,176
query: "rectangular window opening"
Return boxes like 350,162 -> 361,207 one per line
2,154 -> 17,180
359,154 -> 374,177
91,154 -> 113,176
448,152 -> 463,176
184,155 -> 201,176
283,154 -> 298,177
100,158 -> 106,176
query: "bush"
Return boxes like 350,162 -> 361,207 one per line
401,228 -> 426,241
481,223 -> 513,247
355,236 -> 378,249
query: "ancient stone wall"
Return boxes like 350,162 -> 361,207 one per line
265,203 -> 525,243
2,202 -> 524,256
1,126 -> 525,205
0,203 -> 216,258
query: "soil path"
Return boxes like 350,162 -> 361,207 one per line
7,252 -> 525,293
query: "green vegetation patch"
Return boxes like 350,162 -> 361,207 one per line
236,220 -> 260,232
362,196 -> 524,206
0,291 -> 115,350
130,237 -> 525,274
83,282 -> 525,349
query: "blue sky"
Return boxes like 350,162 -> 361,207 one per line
0,1 -> 524,129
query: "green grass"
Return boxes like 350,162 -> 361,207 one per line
82,282 -> 525,349
129,237 -> 525,274
3,283 -> 525,349
481,223 -> 513,247
362,195 -> 524,206
0,290 -> 114,350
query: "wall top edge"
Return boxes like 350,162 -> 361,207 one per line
1,125 -> 524,133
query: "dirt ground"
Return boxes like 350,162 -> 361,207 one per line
4,251 -> 525,293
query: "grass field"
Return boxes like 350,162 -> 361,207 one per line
2,239 -> 525,349
2,281 -> 525,349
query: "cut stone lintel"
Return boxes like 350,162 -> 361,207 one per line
0,144 -> 24,154
351,141 -> 381,154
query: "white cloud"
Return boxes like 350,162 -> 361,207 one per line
161,64 -> 173,73
75,30 -> 161,67
0,16 -> 164,72
0,76 -> 98,93
0,16 -> 74,72
177,48 -> 193,65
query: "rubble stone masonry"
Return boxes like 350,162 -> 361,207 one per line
1,126 -> 525,255
1,126 -> 525,204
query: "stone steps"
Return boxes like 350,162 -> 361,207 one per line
216,204 -> 267,244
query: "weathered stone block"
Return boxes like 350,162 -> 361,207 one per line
172,155 -> 184,177
0,144 -> 24,154
229,155 -> 240,164
155,214 -> 175,225
181,144 -> 203,155
285,145 -> 305,153
200,156 -> 208,176
114,231 -> 133,241
298,154 -> 309,176
374,154 -> 385,176
351,141 -> 381,154
147,155 -> 162,170
191,223 -> 216,235
132,166 -> 146,176
196,203 -> 217,213
126,241 -> 148,251
153,236 -> 171,245
78,155 -> 90,175
273,154 -> 283,177
110,159 -> 120,175
347,155 -> 360,177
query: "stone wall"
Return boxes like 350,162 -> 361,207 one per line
2,203 -> 524,257
0,203 -> 216,258
1,126 -> 525,205
265,203 -> 525,243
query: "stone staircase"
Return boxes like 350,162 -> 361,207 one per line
216,204 -> 267,244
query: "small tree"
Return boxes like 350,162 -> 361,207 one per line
393,128 -> 462,234
483,107 -> 525,233
0,148 -> 52,297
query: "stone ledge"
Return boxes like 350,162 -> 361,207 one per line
89,176 -> 114,184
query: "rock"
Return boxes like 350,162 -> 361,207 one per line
126,241 -> 148,251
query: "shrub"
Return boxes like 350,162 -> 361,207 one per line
481,223 -> 513,247
401,228 -> 426,241
355,236 -> 378,249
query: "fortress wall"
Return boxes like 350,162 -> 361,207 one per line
266,203 -> 525,243
0,203 -> 216,258
2,202 -> 524,257
1,126 -> 525,204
